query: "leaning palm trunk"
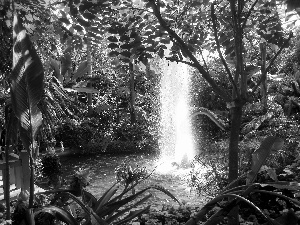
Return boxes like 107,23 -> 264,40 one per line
11,15 -> 44,207
260,41 -> 267,112
86,36 -> 93,116
129,61 -> 136,124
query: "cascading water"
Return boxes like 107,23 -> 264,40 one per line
158,59 -> 195,168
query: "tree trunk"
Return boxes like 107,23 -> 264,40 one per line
29,153 -> 35,207
260,42 -> 267,112
228,105 -> 243,183
86,37 -> 93,116
227,104 -> 243,225
4,145 -> 10,219
129,62 -> 136,124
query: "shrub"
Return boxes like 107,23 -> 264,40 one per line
40,153 -> 63,188
189,140 -> 229,196
108,121 -> 158,153
55,118 -> 109,154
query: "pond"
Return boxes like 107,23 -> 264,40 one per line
59,152 -> 207,209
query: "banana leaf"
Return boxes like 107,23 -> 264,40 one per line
60,53 -> 72,78
50,58 -> 62,82
73,60 -> 88,80
11,15 -> 44,154
11,14 -> 44,208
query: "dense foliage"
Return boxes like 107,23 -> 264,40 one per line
1,0 -> 300,224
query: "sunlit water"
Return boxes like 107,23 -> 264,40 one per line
60,153 -> 205,207
158,59 -> 195,171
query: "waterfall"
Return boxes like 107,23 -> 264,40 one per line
159,59 -> 195,167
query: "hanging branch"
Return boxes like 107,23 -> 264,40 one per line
148,0 -> 231,102
211,3 -> 239,97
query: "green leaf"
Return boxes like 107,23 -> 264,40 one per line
82,190 -> 97,208
160,38 -> 170,44
120,43 -> 133,49
11,15 -> 44,153
49,58 -> 62,82
77,18 -> 90,27
82,11 -> 96,20
286,0 -> 300,12
114,206 -> 151,225
73,25 -> 84,32
120,51 -> 131,58
99,184 -> 179,217
120,57 -> 131,63
119,34 -> 130,42
111,58 -> 120,66
73,60 -> 88,80
108,36 -> 118,42
64,46 -> 72,54
59,17 -> 70,25
52,192 -> 108,224
70,4 -> 78,17
260,182 -> 300,191
241,112 -> 273,134
89,26 -> 102,34
246,136 -> 284,184
60,53 -> 72,77
95,183 -> 119,214
70,87 -> 99,93
108,51 -> 119,57
108,43 -> 119,49
34,206 -> 79,225
107,27 -> 119,34
106,194 -> 152,223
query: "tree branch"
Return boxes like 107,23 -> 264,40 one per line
211,3 -> 239,97
165,57 -> 195,67
199,48 -> 209,72
242,0 -> 259,29
252,33 -> 293,93
148,0 -> 232,102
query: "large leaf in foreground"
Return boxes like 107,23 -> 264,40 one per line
246,136 -> 284,184
11,15 -> 44,152
34,206 -> 79,225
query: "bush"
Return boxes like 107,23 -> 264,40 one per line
189,140 -> 229,196
54,115 -> 159,154
108,121 -> 158,153
40,153 -> 63,188
55,118 -> 110,154
134,204 -> 196,225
